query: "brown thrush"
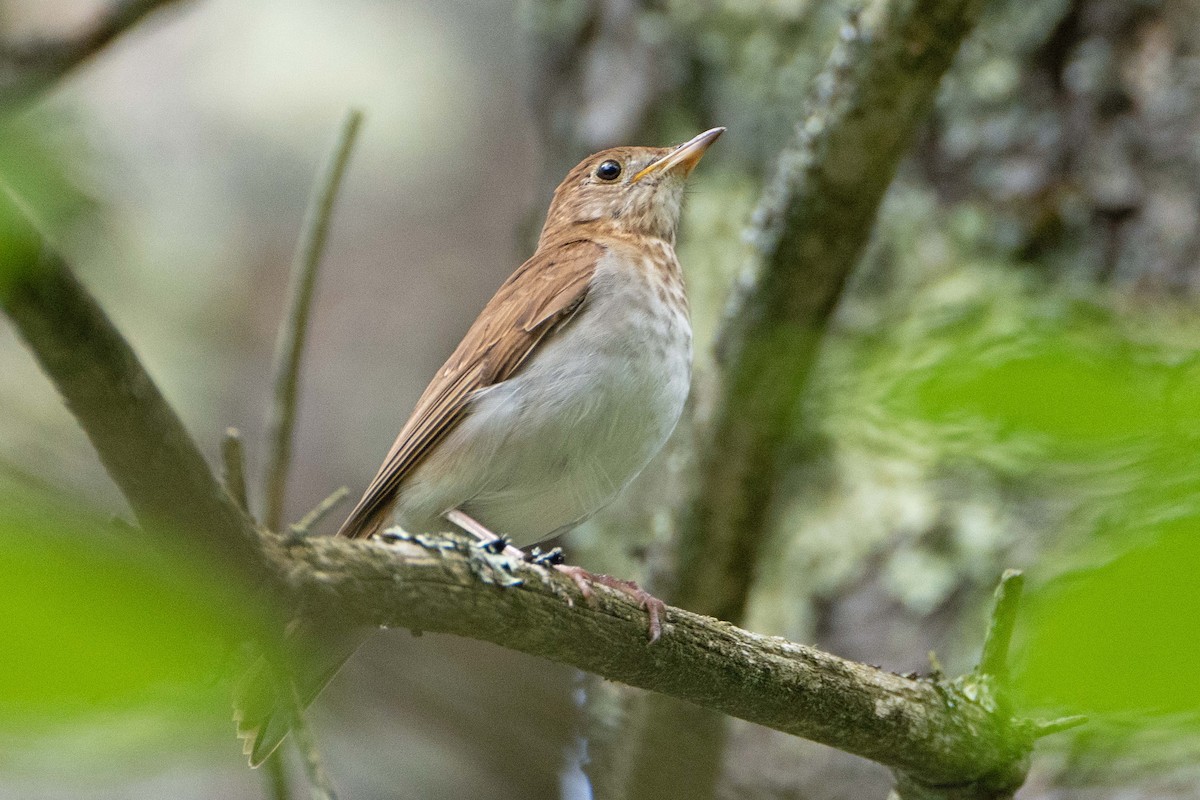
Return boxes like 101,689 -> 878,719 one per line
238,126 -> 723,765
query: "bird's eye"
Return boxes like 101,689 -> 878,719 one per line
595,160 -> 622,181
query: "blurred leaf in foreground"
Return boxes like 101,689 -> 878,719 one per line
0,488 -> 261,740
822,218 -> 1200,726
1015,516 -> 1200,716
897,303 -> 1200,718
0,114 -> 92,289
906,308 -> 1200,720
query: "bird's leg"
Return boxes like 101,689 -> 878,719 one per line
554,565 -> 665,643
444,510 -> 664,641
527,546 -> 565,566
444,508 -> 526,559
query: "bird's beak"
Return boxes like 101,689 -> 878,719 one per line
631,127 -> 725,183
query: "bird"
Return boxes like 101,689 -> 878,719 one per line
236,126 -> 724,767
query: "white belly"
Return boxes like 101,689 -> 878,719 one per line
393,250 -> 691,546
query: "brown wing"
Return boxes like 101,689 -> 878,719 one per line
335,236 -> 603,539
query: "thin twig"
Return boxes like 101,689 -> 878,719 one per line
977,569 -> 1025,682
288,681 -> 339,800
262,750 -> 292,800
0,451 -> 67,496
263,108 -> 364,532
630,1 -> 994,795
289,487 -> 349,538
928,650 -> 946,680
0,0 -> 192,107
222,426 -> 251,514
1030,715 -> 1087,739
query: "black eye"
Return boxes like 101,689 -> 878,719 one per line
595,160 -> 622,181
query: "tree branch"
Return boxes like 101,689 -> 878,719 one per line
265,529 -> 1032,791
0,247 -> 273,594
288,487 -> 349,538
263,108 -> 363,532
0,214 -> 1050,800
886,570 -> 1032,799
0,7 -> 1047,792
677,0 -> 990,623
0,0 -> 192,107
632,0 -> 992,796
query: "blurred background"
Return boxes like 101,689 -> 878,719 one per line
2,0 -> 1200,798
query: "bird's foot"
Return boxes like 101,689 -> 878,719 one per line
553,565 -> 665,643
528,546 -> 565,566
479,534 -> 511,555
443,509 -> 664,639
446,509 -> 526,559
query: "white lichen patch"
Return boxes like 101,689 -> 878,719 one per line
875,696 -> 905,719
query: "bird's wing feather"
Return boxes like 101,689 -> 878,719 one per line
335,236 -> 603,539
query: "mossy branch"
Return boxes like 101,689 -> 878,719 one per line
679,0 -> 991,626
0,237 -> 1060,798
632,0 -> 993,796
269,529 -> 1035,790
0,3 -> 1049,794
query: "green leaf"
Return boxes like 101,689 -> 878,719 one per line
1016,517 -> 1200,716
0,490 -> 258,730
824,264 -> 1200,722
0,117 -> 91,295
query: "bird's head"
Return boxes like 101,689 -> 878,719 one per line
540,127 -> 724,245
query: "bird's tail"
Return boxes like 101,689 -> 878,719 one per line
233,621 -> 371,767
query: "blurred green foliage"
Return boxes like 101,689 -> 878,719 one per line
0,116 -> 90,290
0,114 -> 254,745
1019,518 -> 1200,715
0,489 -> 257,733
910,314 -> 1200,716
822,189 -> 1200,723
